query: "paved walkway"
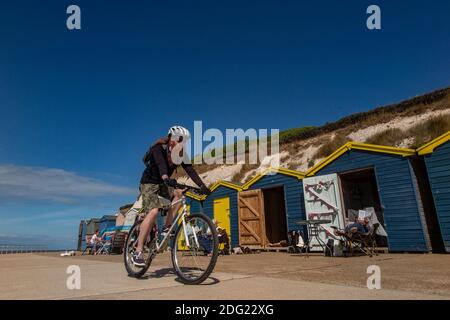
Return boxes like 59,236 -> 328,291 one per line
0,254 -> 448,300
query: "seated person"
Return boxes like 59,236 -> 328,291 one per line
198,232 -> 213,257
218,230 -> 230,254
346,216 -> 370,233
187,221 -> 213,256
90,229 -> 101,255
199,236 -> 213,256
211,219 -> 230,254
213,219 -> 224,239
335,217 -> 371,237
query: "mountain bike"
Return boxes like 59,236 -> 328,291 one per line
123,183 -> 219,285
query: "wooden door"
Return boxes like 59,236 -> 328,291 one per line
238,189 -> 266,247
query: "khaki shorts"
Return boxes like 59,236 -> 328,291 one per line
139,183 -> 174,214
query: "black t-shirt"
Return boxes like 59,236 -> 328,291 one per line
140,144 -> 204,187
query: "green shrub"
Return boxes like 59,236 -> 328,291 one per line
362,115 -> 450,148
365,128 -> 406,146
279,126 -> 316,143
231,163 -> 260,183
408,114 -> 450,148
313,134 -> 350,159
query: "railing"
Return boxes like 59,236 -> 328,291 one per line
0,244 -> 49,254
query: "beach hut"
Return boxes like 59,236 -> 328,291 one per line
418,131 -> 450,252
77,220 -> 86,251
188,181 -> 242,248
306,142 -> 433,252
82,218 -> 100,250
237,168 -> 306,249
188,168 -> 307,249
116,213 -> 125,229
119,196 -> 143,232
86,218 -> 100,235
98,215 -> 118,237
116,203 -> 132,231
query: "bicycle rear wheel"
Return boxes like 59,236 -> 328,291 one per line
123,222 -> 156,278
171,213 -> 219,285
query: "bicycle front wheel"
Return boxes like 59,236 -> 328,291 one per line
123,222 -> 156,278
171,213 -> 219,285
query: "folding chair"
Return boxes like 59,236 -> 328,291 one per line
350,223 -> 380,257
95,241 -> 111,254
332,223 -> 380,257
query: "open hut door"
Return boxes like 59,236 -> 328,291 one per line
303,173 -> 345,250
77,221 -> 84,251
238,189 -> 267,248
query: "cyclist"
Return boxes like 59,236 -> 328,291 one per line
132,125 -> 211,267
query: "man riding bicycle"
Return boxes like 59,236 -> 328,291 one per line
132,125 -> 211,267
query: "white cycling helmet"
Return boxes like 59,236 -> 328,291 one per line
168,125 -> 191,142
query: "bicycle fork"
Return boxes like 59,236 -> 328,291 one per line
181,213 -> 200,249
155,208 -> 201,253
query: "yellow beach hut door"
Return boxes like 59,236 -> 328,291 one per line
214,197 -> 231,240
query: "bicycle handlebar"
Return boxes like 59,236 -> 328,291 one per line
170,182 -> 205,195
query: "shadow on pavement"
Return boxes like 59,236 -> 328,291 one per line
129,267 -> 221,286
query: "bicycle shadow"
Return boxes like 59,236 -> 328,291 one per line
175,276 -> 220,286
134,267 -> 220,285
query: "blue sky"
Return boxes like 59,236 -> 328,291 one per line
0,0 -> 449,249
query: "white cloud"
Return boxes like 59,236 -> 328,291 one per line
0,164 -> 135,202
0,208 -> 85,224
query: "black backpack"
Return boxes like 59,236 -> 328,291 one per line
142,148 -> 152,167
142,144 -> 168,167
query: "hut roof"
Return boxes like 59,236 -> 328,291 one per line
241,167 -> 305,190
417,130 -> 450,155
99,215 -> 117,221
306,142 -> 416,176
187,142 -> 418,201
187,167 -> 306,201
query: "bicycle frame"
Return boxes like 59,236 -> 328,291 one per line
154,194 -> 200,252
124,182 -> 217,284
